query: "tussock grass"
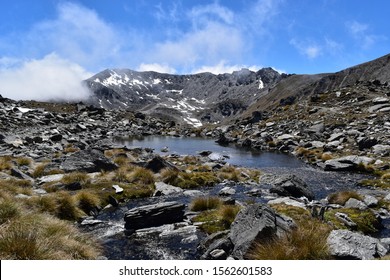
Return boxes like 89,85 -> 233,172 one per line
32,163 -> 48,178
191,196 -> 241,234
76,191 -> 101,215
0,213 -> 101,259
15,157 -> 32,167
327,191 -> 362,205
190,196 -> 222,211
128,167 -> 155,185
56,191 -> 84,221
0,198 -> 21,224
248,204 -> 332,260
62,172 -> 90,185
63,145 -> 79,154
0,179 -> 33,196
169,171 -> 220,189
0,156 -> 12,171
161,168 -> 180,184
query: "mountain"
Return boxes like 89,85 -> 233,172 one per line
84,68 -> 285,127
244,53 -> 390,115
84,53 -> 390,127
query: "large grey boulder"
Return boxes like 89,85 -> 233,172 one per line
124,201 -> 185,230
269,174 -> 314,200
229,204 -> 295,259
324,156 -> 374,171
153,182 -> 183,196
327,230 -> 388,259
60,149 -> 117,173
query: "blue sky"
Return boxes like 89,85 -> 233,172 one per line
0,0 -> 389,100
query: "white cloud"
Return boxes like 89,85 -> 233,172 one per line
189,3 -> 235,26
26,2 -> 132,71
193,60 -> 262,74
0,53 -> 92,102
345,20 -> 385,50
137,63 -> 176,74
290,39 -> 322,59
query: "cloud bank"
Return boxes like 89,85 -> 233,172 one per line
0,54 -> 92,101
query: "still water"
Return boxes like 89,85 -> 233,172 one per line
115,135 -> 306,168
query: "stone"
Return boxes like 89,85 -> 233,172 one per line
344,198 -> 368,210
112,184 -> 124,194
334,212 -> 357,230
384,193 -> 390,202
229,204 -> 295,259
372,144 -> 390,156
60,149 -> 117,173
269,174 -> 314,200
50,134 -> 63,142
327,230 -> 387,259
357,137 -> 378,150
144,156 -> 178,173
368,103 -> 390,113
10,167 -> 33,181
324,156 -> 374,171
210,249 -> 228,260
363,195 -> 378,208
219,186 -> 236,196
153,181 -> 183,196
37,173 -> 65,184
124,201 -> 185,230
328,132 -> 344,142
267,197 -> 307,209
201,237 -> 233,260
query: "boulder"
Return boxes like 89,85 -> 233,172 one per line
60,149 -> 117,173
344,198 -> 368,210
153,182 -> 183,196
357,137 -> 378,150
324,156 -> 374,171
144,156 -> 178,173
267,197 -> 307,209
269,174 -> 314,200
384,193 -> 390,202
363,195 -> 378,208
219,186 -> 236,196
229,204 -> 295,259
327,230 -> 388,259
124,201 -> 185,230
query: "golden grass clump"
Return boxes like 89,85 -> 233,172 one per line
248,204 -> 332,260
0,213 -> 102,260
62,172 -> 90,185
128,167 -> 155,186
0,156 -> 13,171
32,163 -> 48,178
75,190 -> 101,215
56,191 -> 84,221
15,157 -> 32,167
190,196 -> 222,211
327,191 -> 362,206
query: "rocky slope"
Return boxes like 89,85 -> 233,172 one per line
84,68 -> 285,127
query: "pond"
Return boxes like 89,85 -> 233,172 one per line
114,135 -> 306,168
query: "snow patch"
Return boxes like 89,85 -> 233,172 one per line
258,79 -> 264,89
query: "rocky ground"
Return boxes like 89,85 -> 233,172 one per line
1,89 -> 390,260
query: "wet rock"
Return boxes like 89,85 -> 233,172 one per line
219,186 -> 236,196
124,201 -> 185,231
269,174 -> 314,200
327,230 -> 388,259
215,133 -> 232,145
153,181 -> 183,196
60,149 -> 117,173
198,150 -> 213,156
229,204 -> 295,259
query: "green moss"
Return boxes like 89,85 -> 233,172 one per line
324,208 -> 380,234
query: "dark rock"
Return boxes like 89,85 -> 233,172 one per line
215,133 -> 232,145
269,174 -> 314,200
108,195 -> 119,207
198,150 -> 213,156
201,238 -> 233,260
60,149 -> 118,173
229,204 -> 295,259
10,167 -> 33,181
327,230 -> 388,259
324,156 -> 374,171
357,137 -> 378,150
144,156 -> 178,173
124,201 -> 185,230
62,182 -> 82,191
50,134 -> 63,142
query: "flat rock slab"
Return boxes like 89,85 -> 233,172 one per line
269,174 -> 314,200
153,181 -> 183,196
60,149 -> 117,173
124,201 -> 185,230
324,155 -> 374,171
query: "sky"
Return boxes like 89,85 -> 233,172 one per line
0,0 -> 389,101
